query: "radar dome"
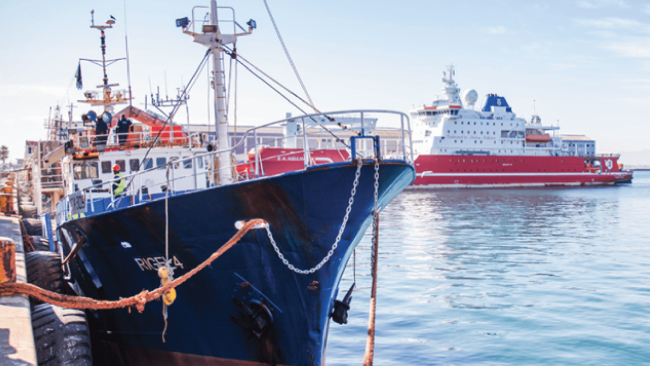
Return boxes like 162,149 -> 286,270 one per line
462,89 -> 478,108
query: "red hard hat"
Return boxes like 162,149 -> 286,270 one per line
112,164 -> 120,171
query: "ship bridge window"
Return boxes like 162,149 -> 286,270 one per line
183,156 -> 193,169
143,158 -> 153,170
425,130 -> 432,137
73,161 -> 99,180
101,161 -> 112,174
170,157 -> 180,169
156,157 -> 167,169
115,160 -> 125,172
129,159 -> 140,172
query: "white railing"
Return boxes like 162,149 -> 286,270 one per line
56,110 -> 412,222
73,131 -> 203,152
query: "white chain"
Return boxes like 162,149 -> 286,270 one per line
266,159 -> 365,274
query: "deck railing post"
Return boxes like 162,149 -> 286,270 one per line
254,129 -> 260,178
302,117 -> 309,169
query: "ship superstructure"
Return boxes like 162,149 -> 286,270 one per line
409,66 -> 632,188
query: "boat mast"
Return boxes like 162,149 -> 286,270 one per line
91,11 -> 114,113
180,0 -> 253,185
210,0 -> 232,184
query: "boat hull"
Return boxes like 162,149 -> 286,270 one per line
59,160 -> 414,366
411,154 -> 633,188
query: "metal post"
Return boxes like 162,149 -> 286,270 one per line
193,156 -> 197,189
89,190 -> 94,213
171,164 -> 176,193
139,173 -> 143,202
302,117 -> 309,169
254,129 -> 260,178
400,115 -> 407,161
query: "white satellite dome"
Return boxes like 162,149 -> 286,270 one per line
462,89 -> 478,108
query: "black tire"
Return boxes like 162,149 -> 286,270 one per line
31,303 -> 92,366
26,251 -> 64,302
23,218 -> 43,236
20,204 -> 38,218
31,236 -> 51,251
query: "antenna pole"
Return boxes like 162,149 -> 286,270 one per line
124,0 -> 133,108
211,0 -> 232,185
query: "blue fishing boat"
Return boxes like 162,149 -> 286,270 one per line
51,1 -> 415,365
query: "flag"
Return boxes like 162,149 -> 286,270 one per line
75,62 -> 82,90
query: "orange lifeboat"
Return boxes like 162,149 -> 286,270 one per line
525,134 -> 551,143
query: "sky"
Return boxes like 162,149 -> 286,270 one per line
1,0 -> 649,164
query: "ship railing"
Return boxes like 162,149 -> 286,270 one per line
73,131 -> 202,153
235,109 -> 413,173
594,153 -> 620,158
56,110 -> 412,223
39,166 -> 63,190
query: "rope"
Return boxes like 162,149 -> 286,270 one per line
0,219 -> 265,312
363,159 -> 381,366
62,236 -> 86,265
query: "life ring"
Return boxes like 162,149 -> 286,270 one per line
604,159 -> 613,170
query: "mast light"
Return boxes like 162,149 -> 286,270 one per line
176,17 -> 189,28
247,19 -> 257,29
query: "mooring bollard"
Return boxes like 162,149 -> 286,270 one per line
0,237 -> 16,286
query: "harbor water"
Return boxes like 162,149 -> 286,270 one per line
327,171 -> 650,365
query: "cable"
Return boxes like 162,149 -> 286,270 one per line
263,0 -> 316,111
222,47 -> 354,147
113,50 -> 212,207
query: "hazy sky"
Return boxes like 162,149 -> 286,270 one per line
1,0 -> 649,163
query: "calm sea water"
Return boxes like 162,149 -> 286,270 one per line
327,171 -> 650,365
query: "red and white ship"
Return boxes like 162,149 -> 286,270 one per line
409,66 -> 632,188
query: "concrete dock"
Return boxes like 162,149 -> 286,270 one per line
1,174 -> 36,365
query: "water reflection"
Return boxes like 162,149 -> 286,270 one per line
328,174 -> 650,365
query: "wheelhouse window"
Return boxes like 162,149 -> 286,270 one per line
156,157 -> 167,169
73,161 -> 99,180
101,161 -> 112,174
143,158 -> 153,170
169,157 -> 180,169
115,160 -> 126,172
129,159 -> 140,172
183,156 -> 192,169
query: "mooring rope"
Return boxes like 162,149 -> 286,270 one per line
0,219 -> 264,312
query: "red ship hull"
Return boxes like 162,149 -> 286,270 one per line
411,154 -> 632,188
241,149 -> 632,188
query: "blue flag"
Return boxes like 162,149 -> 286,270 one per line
75,62 -> 82,90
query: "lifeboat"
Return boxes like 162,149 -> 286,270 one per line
525,134 -> 552,143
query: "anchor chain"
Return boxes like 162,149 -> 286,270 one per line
266,158 -> 379,274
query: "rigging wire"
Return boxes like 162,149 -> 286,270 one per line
223,45 -> 360,137
222,47 -> 350,148
114,50 -> 212,207
231,42 -> 239,145
123,0 -> 133,107
226,46 -> 319,114
262,0 -> 316,111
